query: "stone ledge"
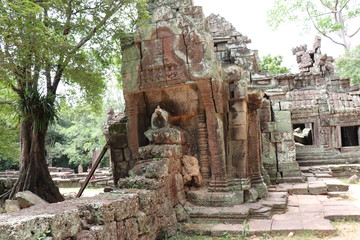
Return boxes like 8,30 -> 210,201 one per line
0,191 -> 179,240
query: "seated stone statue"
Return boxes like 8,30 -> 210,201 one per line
151,106 -> 170,130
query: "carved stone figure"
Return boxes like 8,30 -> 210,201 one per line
151,106 -> 170,130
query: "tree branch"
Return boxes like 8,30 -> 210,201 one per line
319,0 -> 333,11
51,0 -> 122,94
306,7 -> 347,48
349,26 -> 360,38
0,97 -> 12,105
334,0 -> 339,11
340,0 -> 351,12
69,0 -> 121,55
63,0 -> 73,35
309,11 -> 335,18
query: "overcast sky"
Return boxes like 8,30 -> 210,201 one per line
193,0 -> 360,72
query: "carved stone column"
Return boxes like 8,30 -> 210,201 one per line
197,109 -> 210,180
247,91 -> 268,198
125,93 -> 140,160
198,79 -> 227,191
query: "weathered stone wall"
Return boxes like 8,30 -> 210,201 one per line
104,111 -> 133,184
203,11 -> 302,184
258,89 -> 303,183
0,189 -> 182,240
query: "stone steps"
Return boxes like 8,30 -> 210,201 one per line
276,179 -> 349,195
185,204 -> 251,223
181,218 -> 335,237
185,192 -> 288,223
297,158 -> 360,166
281,176 -> 304,183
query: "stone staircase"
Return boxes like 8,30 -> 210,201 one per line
296,146 -> 360,167
185,191 -> 288,224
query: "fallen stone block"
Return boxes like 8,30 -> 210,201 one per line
348,175 -> 358,184
4,199 -> 20,213
326,182 -> 349,192
15,191 -> 48,209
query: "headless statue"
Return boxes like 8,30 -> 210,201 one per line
151,106 -> 170,130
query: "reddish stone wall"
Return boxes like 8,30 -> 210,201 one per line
0,190 -> 181,240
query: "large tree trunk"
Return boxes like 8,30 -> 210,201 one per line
4,119 -> 64,203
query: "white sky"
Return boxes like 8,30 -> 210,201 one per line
193,0 -> 360,72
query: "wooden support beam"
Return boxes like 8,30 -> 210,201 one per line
76,143 -> 109,198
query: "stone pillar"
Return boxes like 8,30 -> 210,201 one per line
125,94 -> 140,159
247,92 -> 267,198
197,109 -> 210,181
228,100 -> 249,181
198,79 -> 227,191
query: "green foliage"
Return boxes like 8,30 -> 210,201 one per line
0,0 -> 149,131
46,103 -> 108,168
14,86 -> 58,131
267,0 -> 360,50
260,55 -> 290,74
336,45 -> 360,84
0,83 -> 20,169
0,0 -> 148,176
32,229 -> 51,240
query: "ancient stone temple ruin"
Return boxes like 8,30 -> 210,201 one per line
120,0 -> 271,205
113,0 -> 360,203
252,36 -> 360,170
3,1 -> 360,239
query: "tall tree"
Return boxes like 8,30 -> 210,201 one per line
260,55 -> 290,74
268,0 -> 360,50
336,44 -> 360,84
0,0 -> 148,203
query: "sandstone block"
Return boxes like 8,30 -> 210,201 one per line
174,204 -> 189,222
182,155 -> 202,186
118,177 -> 165,190
4,200 -> 20,213
153,6 -> 174,22
228,112 -> 247,125
290,184 -> 309,194
280,101 -> 292,110
130,158 -> 170,179
308,182 -> 327,195
15,191 -> 48,209
138,144 -> 183,159
144,128 -> 185,145
229,125 -> 247,140
75,230 -> 97,240
271,132 -> 294,142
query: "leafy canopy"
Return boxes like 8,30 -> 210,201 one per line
268,0 -> 360,50
336,45 -> 360,84
260,55 -> 290,74
46,102 -> 108,168
0,81 -> 19,168
0,0 -> 149,119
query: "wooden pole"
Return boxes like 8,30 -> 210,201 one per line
76,143 -> 109,198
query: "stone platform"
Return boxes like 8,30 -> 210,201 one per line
274,178 -> 349,195
182,193 -> 360,237
185,192 -> 288,223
